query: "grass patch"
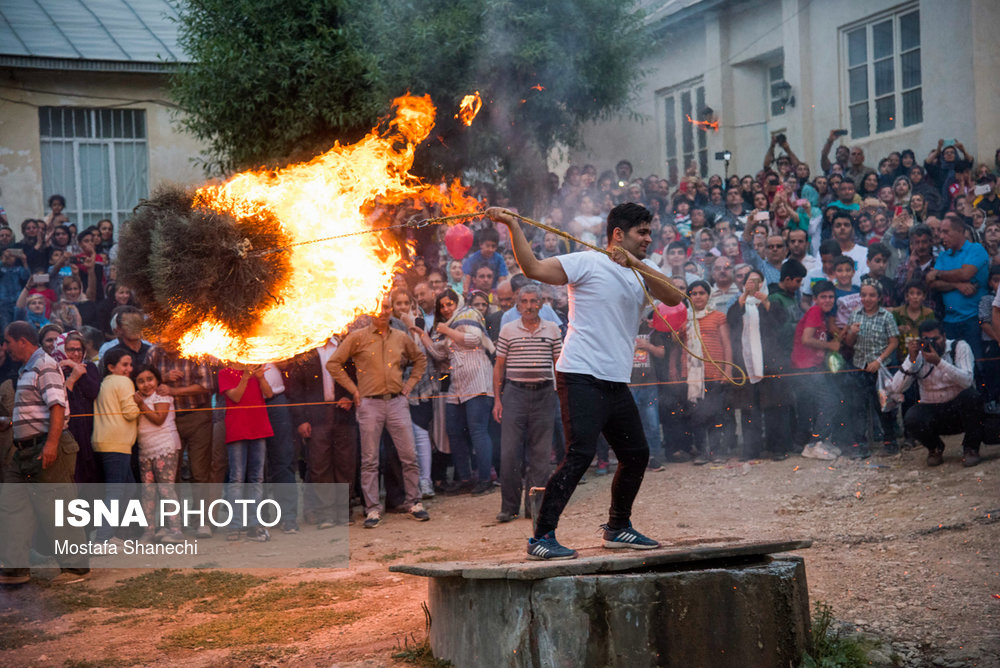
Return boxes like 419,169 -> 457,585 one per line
391,602 -> 451,667
159,608 -> 360,649
392,636 -> 452,668
0,619 -> 56,650
224,645 -> 299,666
801,601 -> 872,668
192,579 -> 369,614
63,658 -> 143,668
297,557 -> 342,568
100,570 -> 270,610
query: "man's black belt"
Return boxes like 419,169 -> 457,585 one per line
508,380 -> 551,391
365,393 -> 401,400
13,434 -> 46,450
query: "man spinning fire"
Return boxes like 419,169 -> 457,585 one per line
486,204 -> 682,560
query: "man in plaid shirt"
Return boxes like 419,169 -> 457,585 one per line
0,321 -> 89,585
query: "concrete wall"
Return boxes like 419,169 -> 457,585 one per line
571,0 -> 995,182
0,68 -> 205,233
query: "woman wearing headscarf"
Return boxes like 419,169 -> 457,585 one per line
414,289 -> 495,495
669,280 -> 732,464
726,268 -> 788,460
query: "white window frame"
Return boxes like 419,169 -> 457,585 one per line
768,62 -> 787,118
659,78 -> 708,184
840,4 -> 922,140
39,107 -> 149,229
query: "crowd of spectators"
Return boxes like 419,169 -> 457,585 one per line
1,133 -> 999,557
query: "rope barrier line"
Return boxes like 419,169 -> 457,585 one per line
54,355 -> 1000,419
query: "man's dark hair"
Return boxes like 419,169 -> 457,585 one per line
917,319 -> 943,336
831,210 -> 855,227
606,203 -> 652,242
812,279 -> 836,297
47,194 -> 66,208
867,242 -> 891,261
5,321 -> 38,346
509,273 -> 531,293
832,255 -> 855,271
666,241 -> 687,255
903,280 -> 928,296
472,259 -> 494,278
780,259 -> 807,280
978,173 -> 997,185
910,223 -> 932,240
478,226 -> 499,246
819,239 -> 842,257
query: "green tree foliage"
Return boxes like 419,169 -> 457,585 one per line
172,0 -> 646,212
171,0 -> 384,174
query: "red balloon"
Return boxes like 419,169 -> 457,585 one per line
444,224 -> 474,260
651,302 -> 687,332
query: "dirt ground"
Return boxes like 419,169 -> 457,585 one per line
1,437 -> 998,668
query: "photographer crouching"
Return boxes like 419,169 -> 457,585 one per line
889,320 -> 984,467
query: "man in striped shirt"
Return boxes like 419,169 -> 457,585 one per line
492,284 -> 562,523
0,321 -> 89,585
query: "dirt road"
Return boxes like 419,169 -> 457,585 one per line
1,439 -> 997,667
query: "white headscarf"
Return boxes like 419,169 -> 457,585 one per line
741,281 -> 769,384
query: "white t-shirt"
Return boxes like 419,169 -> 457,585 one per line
555,251 -> 659,383
841,243 -> 869,275
801,265 -> 861,296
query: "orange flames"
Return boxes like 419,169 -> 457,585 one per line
179,94 -> 479,364
686,114 -> 719,132
455,91 -> 483,126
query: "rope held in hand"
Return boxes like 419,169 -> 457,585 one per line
251,207 -> 747,386
417,210 -> 748,387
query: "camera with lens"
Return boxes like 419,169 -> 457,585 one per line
774,133 -> 786,145
919,336 -> 938,350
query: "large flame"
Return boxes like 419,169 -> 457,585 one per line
455,92 -> 483,126
177,94 -> 479,364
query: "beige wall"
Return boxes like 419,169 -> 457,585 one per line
0,68 -> 206,235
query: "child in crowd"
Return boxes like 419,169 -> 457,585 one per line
218,365 -> 274,541
859,243 -> 895,307
133,365 -> 184,544
832,256 -> 861,330
843,280 -> 900,457
0,248 -> 29,327
892,281 -> 935,347
791,280 -> 842,458
92,349 -> 141,543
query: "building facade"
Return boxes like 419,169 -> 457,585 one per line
571,0 -> 1000,182
0,0 -> 205,232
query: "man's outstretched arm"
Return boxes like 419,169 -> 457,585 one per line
486,208 -> 568,285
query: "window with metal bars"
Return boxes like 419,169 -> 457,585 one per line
39,107 -> 149,230
843,7 -> 922,139
661,81 -> 708,184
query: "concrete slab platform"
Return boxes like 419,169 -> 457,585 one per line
390,537 -> 812,580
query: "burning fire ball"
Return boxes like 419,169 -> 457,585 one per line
116,185 -> 291,347
116,94 -> 480,364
